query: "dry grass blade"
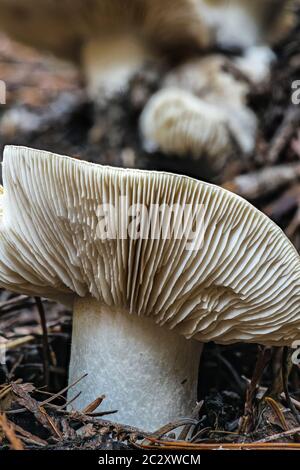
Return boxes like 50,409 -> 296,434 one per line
0,379 -> 23,402
39,373 -> 88,407
0,413 -> 24,450
151,418 -> 199,439
264,396 -> 289,431
81,395 -> 105,414
5,336 -> 35,350
39,406 -> 62,439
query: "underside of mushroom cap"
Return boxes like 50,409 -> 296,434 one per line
1,145 -> 300,345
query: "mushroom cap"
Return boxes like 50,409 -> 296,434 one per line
140,87 -> 231,166
140,56 -> 258,165
0,0 -> 210,61
0,0 -> 81,61
1,146 -> 300,346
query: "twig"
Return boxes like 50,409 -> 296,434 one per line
190,427 -> 212,443
267,107 -> 300,164
8,353 -> 25,380
140,435 -> 300,450
141,441 -> 300,450
5,335 -> 35,350
0,295 -> 35,317
5,374 -> 88,415
256,426 -> 300,443
39,373 -> 88,406
0,379 -> 22,400
56,391 -> 82,410
0,414 -> 24,450
242,378 -> 300,411
264,396 -> 289,431
239,346 -> 272,433
11,383 -> 60,437
223,163 -> 300,200
35,297 -> 51,387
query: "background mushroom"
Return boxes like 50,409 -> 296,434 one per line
1,145 -> 300,430
0,1 -> 294,99
140,55 -> 257,170
0,0 -> 211,100
0,1 -> 295,174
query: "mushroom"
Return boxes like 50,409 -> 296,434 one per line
0,0 -> 211,100
0,1 -> 294,99
1,145 -> 300,429
140,55 -> 257,169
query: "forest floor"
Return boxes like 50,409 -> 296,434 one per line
1,10 -> 300,450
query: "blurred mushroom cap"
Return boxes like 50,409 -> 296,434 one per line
0,0 -> 210,61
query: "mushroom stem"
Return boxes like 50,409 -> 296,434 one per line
81,34 -> 151,100
68,297 -> 201,431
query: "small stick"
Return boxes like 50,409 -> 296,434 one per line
0,295 -> 29,310
256,426 -> 300,444
39,373 -> 88,406
267,107 -> 300,164
56,391 -> 82,410
5,336 -> 34,350
5,374 -> 88,415
0,414 -> 24,450
35,297 -> 51,387
141,441 -> 300,450
239,346 -> 272,433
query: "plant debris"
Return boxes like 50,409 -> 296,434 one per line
0,292 -> 300,450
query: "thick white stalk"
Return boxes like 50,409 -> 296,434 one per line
68,297 -> 202,431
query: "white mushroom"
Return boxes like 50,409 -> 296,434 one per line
140,55 -> 257,167
1,145 -> 300,429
